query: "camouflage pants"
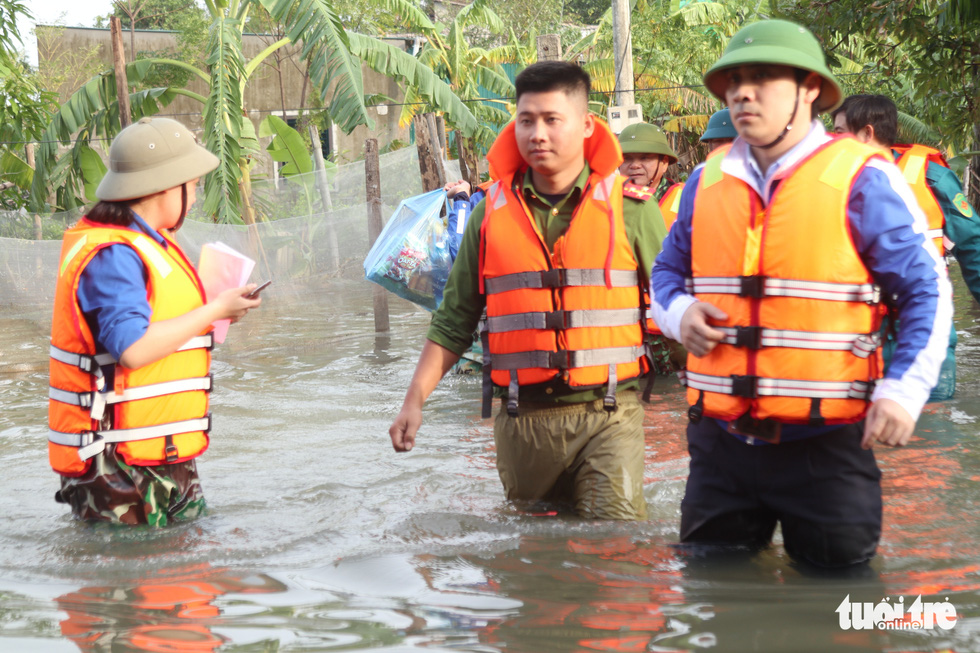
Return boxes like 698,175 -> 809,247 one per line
55,444 -> 206,527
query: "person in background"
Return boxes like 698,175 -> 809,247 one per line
617,122 -> 679,203
700,107 -> 738,152
444,179 -> 492,261
389,61 -> 667,520
832,93 -> 979,400
651,20 -> 951,569
659,108 -> 740,230
48,117 -> 262,526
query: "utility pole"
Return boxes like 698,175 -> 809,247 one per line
611,0 -> 635,106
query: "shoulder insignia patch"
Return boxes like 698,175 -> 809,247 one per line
954,192 -> 974,218
622,183 -> 653,201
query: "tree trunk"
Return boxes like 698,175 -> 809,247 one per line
414,113 -> 443,192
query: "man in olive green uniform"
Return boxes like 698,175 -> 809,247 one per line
618,122 -> 679,201
389,62 -> 667,520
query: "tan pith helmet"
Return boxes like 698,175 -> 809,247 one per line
96,117 -> 220,201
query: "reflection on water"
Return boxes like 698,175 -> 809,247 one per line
1,275 -> 980,652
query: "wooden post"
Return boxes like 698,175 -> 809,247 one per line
536,34 -> 562,62
365,138 -> 390,333
308,124 -> 339,272
413,113 -> 442,192
110,17 -> 132,128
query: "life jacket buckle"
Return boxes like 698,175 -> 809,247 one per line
164,443 -> 179,463
734,326 -> 763,350
688,403 -> 703,423
738,275 -> 766,298
545,310 -> 568,330
730,374 -> 759,398
540,268 -> 565,288
548,351 -> 570,369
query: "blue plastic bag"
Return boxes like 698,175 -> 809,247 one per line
364,189 -> 452,311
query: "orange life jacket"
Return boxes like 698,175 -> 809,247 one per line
658,182 -> 685,232
892,144 -> 947,258
684,137 -> 885,427
48,219 -> 213,476
479,119 -> 648,416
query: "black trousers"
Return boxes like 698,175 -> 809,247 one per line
680,418 -> 882,568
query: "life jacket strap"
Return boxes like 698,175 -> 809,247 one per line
486,308 -> 641,333
480,328 -> 494,419
485,268 -> 638,294
49,376 -> 213,421
682,371 -> 874,401
48,415 -> 212,461
48,334 -> 213,375
603,364 -> 618,411
716,326 -> 880,357
506,371 -> 519,417
491,345 -> 645,372
685,276 -> 881,304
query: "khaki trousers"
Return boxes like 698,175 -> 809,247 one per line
493,392 -> 647,520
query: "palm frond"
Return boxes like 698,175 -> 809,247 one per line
348,32 -> 479,137
202,16 -> 246,223
261,0 -> 372,134
28,61 -> 180,212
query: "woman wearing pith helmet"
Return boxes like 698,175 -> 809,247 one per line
48,116 -> 262,526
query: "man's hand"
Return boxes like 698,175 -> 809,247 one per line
862,398 -> 915,449
679,301 -> 728,357
443,180 -> 471,198
389,400 -> 423,452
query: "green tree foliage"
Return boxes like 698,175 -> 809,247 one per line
30,0 -> 479,221
778,0 -> 980,201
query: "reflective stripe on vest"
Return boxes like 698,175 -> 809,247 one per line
680,370 -> 873,400
49,416 -> 212,461
487,308 -> 641,332
685,276 -> 880,303
491,345 -> 647,371
485,268 -> 638,294
686,137 -> 884,425
714,326 -> 879,358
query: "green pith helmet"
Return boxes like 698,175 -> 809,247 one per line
618,122 -> 678,164
700,108 -> 737,141
703,19 -> 842,114
96,117 -> 220,202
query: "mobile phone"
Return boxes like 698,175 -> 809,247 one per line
244,280 -> 272,299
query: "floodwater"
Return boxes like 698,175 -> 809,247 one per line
2,268 -> 980,653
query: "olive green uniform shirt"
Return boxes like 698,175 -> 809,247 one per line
427,164 -> 668,403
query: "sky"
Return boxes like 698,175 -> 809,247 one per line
20,0 -> 122,66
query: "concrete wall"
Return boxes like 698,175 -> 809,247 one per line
36,25 -> 414,168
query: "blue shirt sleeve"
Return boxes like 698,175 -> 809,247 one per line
848,165 -> 943,382
76,244 -> 152,361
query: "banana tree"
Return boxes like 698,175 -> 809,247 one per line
30,0 -> 480,223
367,0 -> 516,151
